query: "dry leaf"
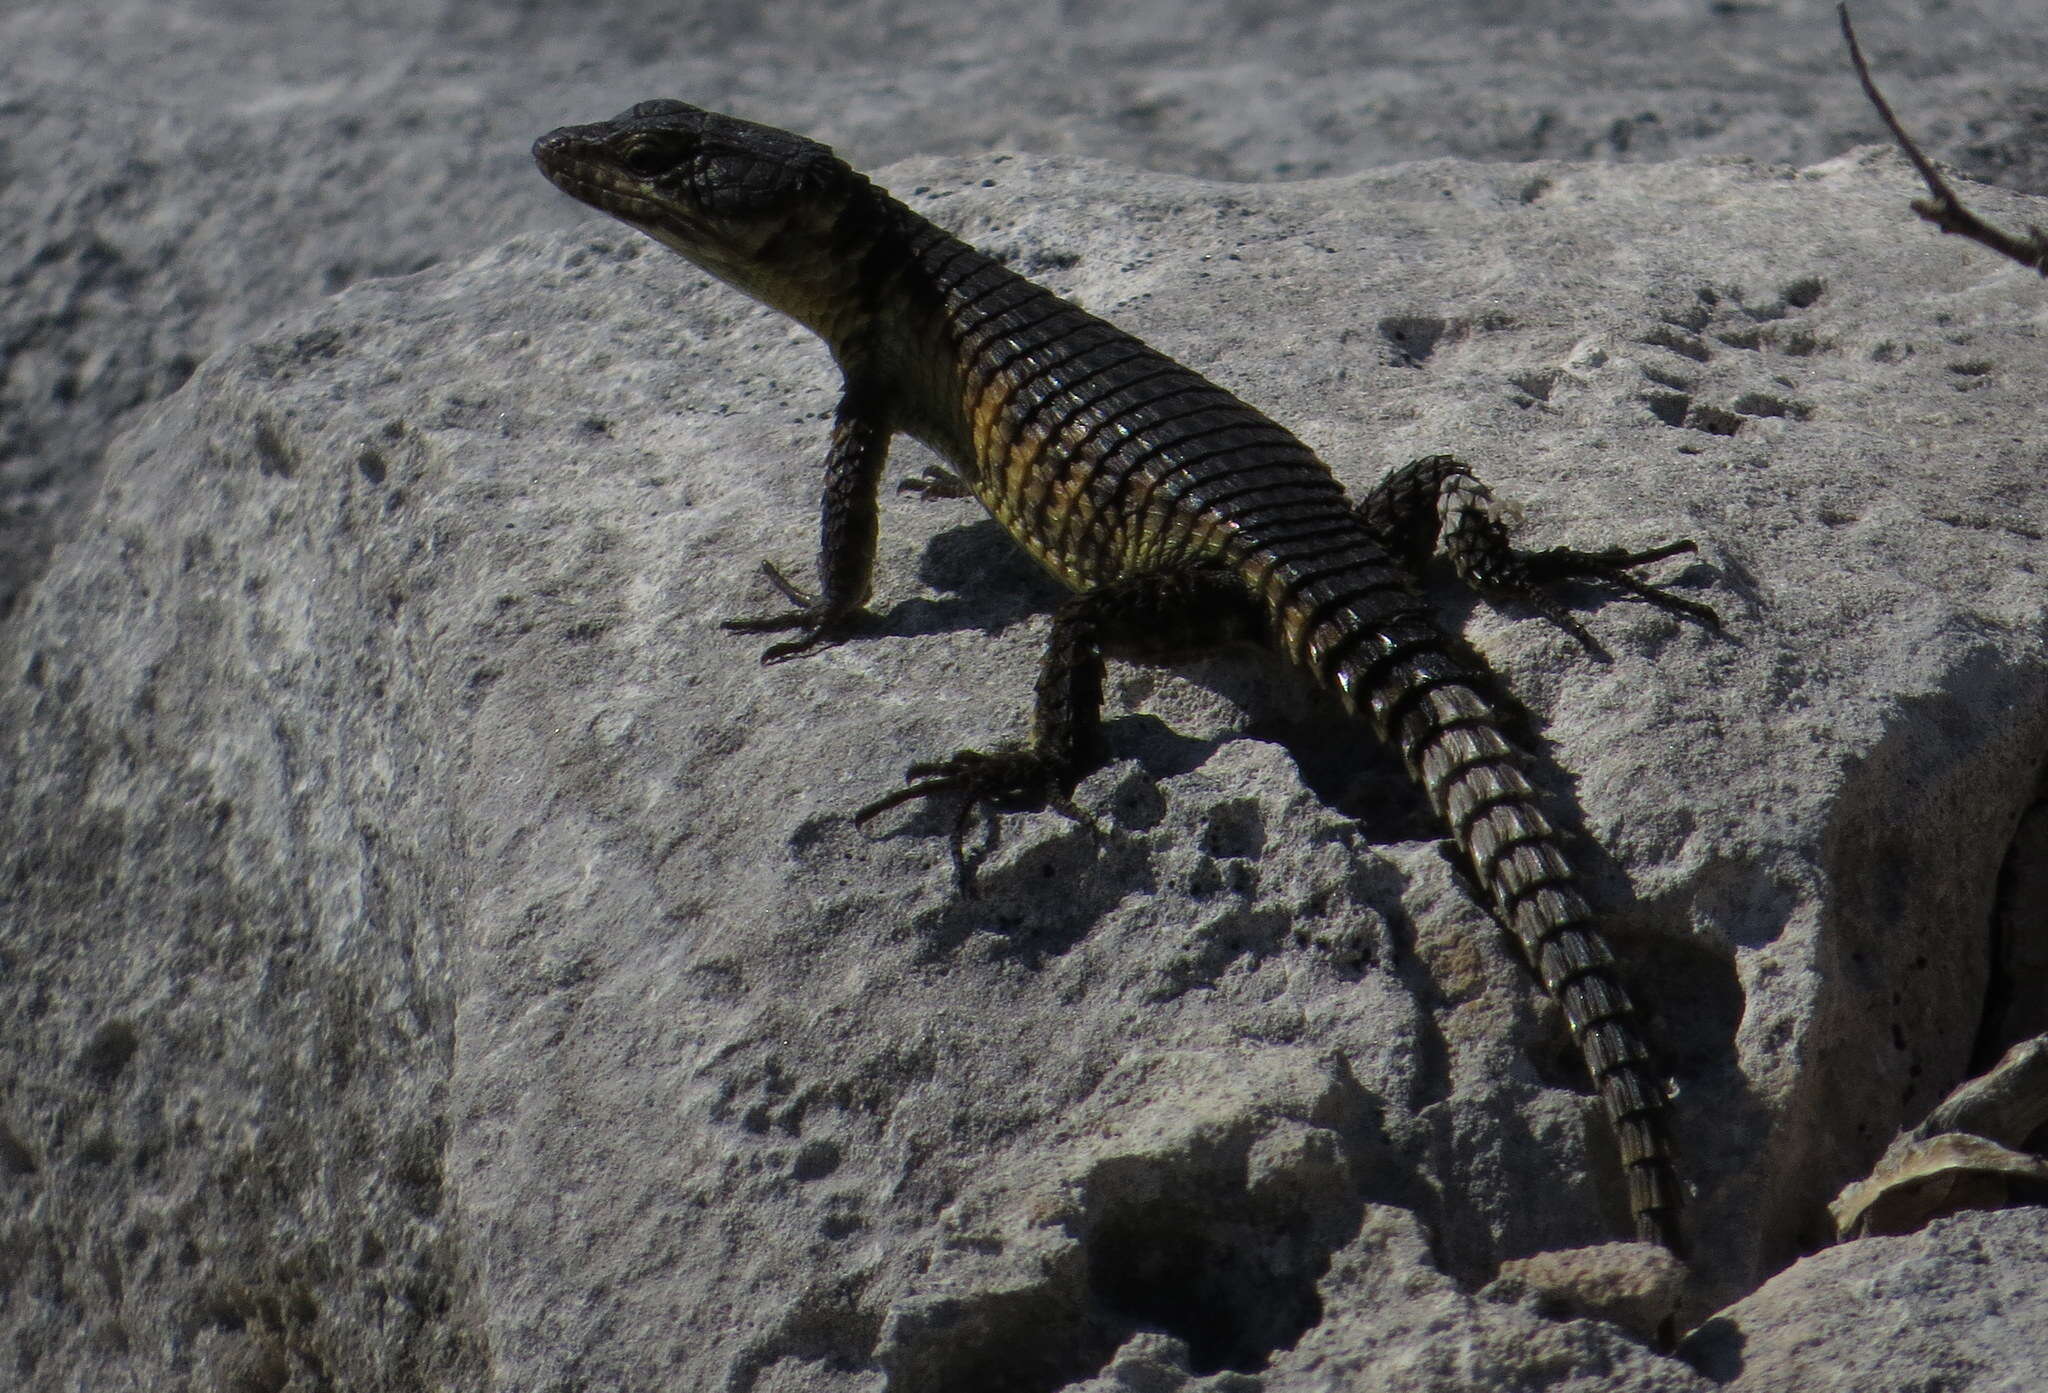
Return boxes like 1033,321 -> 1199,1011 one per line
1831,1132 -> 2048,1239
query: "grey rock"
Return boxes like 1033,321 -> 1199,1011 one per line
5,131 -> 2044,1389
1242,1208 -> 1712,1393
1486,1242 -> 1686,1342
1683,1209 -> 2048,1393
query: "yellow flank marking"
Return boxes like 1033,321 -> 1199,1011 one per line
1000,440 -> 1035,515
1185,515 -> 1226,561
1049,468 -> 1094,526
1279,602 -> 1311,664
1124,507 -> 1166,574
1045,448 -> 1106,564
970,384 -> 1007,467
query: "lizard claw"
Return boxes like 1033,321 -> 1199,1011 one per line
855,747 -> 1077,891
721,561 -> 859,663
1505,539 -> 1721,657
896,465 -> 972,501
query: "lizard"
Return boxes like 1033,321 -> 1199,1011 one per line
533,101 -> 1720,1250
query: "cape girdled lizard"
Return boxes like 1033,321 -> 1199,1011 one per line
534,101 -> 1720,1250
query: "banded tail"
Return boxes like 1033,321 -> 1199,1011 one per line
1317,597 -> 1681,1246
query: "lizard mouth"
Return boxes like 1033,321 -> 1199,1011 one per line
533,134 -> 713,247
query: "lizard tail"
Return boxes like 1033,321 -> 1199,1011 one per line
1329,623 -> 1684,1250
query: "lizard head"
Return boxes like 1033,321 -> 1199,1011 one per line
534,101 -> 870,331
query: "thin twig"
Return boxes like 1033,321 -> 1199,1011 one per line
1838,3 -> 2048,275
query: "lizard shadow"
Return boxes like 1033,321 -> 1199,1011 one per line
875,518 -> 1065,641
888,518 -> 1455,836
880,517 -> 1590,969
886,514 -> 1755,1284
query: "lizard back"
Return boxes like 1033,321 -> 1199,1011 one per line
535,101 -> 1698,1248
883,215 -> 1681,1238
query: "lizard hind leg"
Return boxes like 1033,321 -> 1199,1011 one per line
855,566 -> 1261,889
1356,453 -> 1721,657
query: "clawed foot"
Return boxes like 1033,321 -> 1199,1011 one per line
896,465 -> 972,501
721,561 -> 859,663
855,747 -> 1081,891
1503,539 -> 1721,658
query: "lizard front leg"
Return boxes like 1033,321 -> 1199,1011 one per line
857,567 -> 1261,887
1357,453 -> 1721,656
724,383 -> 891,663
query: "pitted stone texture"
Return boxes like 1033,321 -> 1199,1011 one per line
5,149 -> 2044,1390
1683,1209 -> 2048,1393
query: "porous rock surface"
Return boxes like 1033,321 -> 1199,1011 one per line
1684,1208 -> 2048,1393
4,122 -> 2045,1391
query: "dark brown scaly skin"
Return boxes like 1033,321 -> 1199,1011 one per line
534,102 -> 1722,1250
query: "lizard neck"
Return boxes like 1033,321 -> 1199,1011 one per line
839,196 -> 1071,476
681,176 -> 917,353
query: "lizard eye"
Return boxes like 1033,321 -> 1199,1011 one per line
618,140 -> 672,178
